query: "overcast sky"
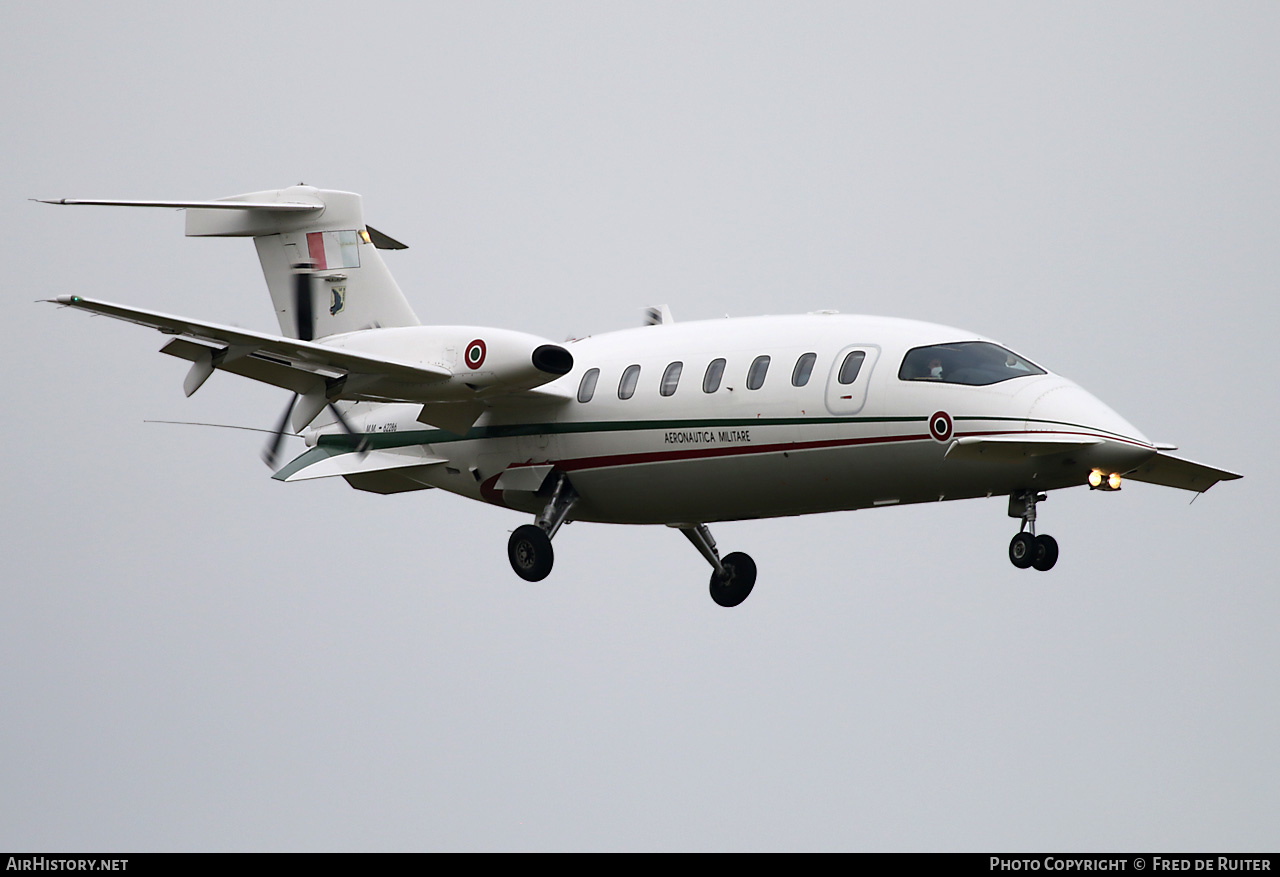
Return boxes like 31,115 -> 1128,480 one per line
2,1 -> 1276,852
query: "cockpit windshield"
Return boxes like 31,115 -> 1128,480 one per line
899,341 -> 1046,386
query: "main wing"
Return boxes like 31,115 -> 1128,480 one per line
50,295 -> 452,405
50,295 -> 575,437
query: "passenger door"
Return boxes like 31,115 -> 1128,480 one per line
824,345 -> 880,416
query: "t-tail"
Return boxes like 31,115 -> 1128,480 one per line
38,185 -> 420,339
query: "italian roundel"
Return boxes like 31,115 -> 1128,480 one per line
464,339 -> 487,369
929,410 -> 953,442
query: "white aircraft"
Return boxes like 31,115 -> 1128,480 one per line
40,186 -> 1241,606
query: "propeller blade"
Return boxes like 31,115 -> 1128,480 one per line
277,268 -> 361,465
261,393 -> 299,469
293,265 -> 314,342
327,402 -> 369,456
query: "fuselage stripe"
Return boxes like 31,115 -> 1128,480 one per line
504,427 -> 1153,475
315,413 -> 1145,453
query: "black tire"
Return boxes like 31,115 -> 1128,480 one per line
508,524 -> 554,582
709,551 -> 757,607
1009,532 -> 1036,569
1032,534 -> 1059,572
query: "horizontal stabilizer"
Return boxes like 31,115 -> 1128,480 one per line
34,198 -> 321,212
1124,452 -> 1242,492
39,186 -> 422,339
945,433 -> 1104,463
273,444 -> 448,482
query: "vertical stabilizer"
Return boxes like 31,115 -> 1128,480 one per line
184,186 -> 420,339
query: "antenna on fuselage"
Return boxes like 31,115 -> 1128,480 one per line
643,304 -> 674,326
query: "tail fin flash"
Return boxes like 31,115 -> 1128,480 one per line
38,186 -> 420,339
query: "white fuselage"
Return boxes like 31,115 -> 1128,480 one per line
308,313 -> 1158,525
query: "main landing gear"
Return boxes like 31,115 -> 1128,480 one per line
507,474 -> 578,582
678,523 -> 758,607
505,476 -> 758,606
1008,489 -> 1059,572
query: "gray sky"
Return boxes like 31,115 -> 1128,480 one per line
3,1 -> 1276,852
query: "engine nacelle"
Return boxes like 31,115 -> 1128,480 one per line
324,325 -> 573,401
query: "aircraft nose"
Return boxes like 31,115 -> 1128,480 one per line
1025,380 -> 1151,446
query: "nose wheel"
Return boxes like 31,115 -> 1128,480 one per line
1009,531 -> 1058,571
1008,490 -> 1059,572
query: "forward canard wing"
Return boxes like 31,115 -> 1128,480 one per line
1123,451 -> 1242,493
945,432 -> 1241,493
944,433 -> 1105,462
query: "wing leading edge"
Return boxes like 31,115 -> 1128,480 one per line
50,295 -> 451,404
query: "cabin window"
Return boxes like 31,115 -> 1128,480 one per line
703,358 -> 726,393
618,364 -> 641,399
746,355 -> 770,390
838,351 -> 866,385
577,368 -> 600,403
899,342 -> 1046,386
660,361 -> 683,397
792,352 -> 817,387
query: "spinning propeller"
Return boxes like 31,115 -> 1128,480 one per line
261,265 -> 367,468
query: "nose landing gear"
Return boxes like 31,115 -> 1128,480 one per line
1008,490 -> 1059,572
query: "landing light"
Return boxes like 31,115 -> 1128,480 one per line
1088,470 -> 1123,491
